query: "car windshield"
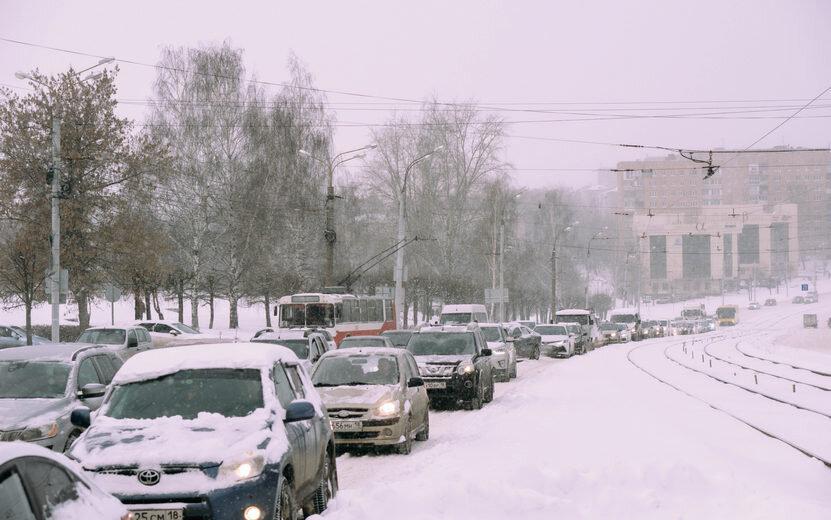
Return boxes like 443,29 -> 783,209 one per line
104,368 -> 264,420
78,329 -> 125,345
173,323 -> 199,334
251,338 -> 309,359
0,361 -> 71,398
610,314 -> 637,324
479,327 -> 502,342
555,314 -> 588,326
407,332 -> 475,356
339,337 -> 388,349
381,332 -> 412,347
535,325 -> 567,335
716,307 -> 736,319
600,323 -> 619,331
439,313 -> 472,325
312,354 -> 399,386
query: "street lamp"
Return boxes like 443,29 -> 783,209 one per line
15,57 -> 114,342
584,229 -> 608,309
394,146 -> 443,329
550,223 -> 576,320
298,143 -> 377,287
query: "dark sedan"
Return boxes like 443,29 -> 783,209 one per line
504,324 -> 541,360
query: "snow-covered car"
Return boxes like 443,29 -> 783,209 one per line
338,335 -> 394,349
477,322 -> 517,381
534,323 -> 575,358
747,301 -> 761,310
311,347 -> 429,454
406,324 -> 494,410
75,326 -> 154,361
0,441 -> 131,519
134,320 -> 218,348
251,329 -> 329,374
0,344 -> 122,453
68,343 -> 338,520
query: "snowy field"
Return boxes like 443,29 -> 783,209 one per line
2,278 -> 830,519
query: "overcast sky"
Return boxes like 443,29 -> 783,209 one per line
2,0 -> 830,189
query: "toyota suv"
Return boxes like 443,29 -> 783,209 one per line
405,324 -> 494,410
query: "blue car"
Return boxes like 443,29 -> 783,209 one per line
0,325 -> 50,348
68,343 -> 337,520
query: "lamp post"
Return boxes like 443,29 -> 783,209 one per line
15,58 -> 113,342
299,143 -> 377,287
584,229 -> 608,309
394,146 -> 443,329
550,224 -> 575,321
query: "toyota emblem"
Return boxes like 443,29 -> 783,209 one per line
137,469 -> 161,486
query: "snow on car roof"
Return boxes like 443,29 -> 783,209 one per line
556,309 -> 591,314
0,342 -> 104,362
256,330 -> 310,340
113,342 -> 300,384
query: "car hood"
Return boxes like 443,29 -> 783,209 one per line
413,355 -> 473,366
69,408 -> 284,469
316,384 -> 398,409
539,334 -> 569,343
486,341 -> 507,351
0,398 -> 70,428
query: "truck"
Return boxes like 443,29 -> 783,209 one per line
681,303 -> 707,320
715,305 -> 738,326
553,309 -> 601,353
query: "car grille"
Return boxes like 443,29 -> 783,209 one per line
419,365 -> 456,376
327,407 -> 368,420
335,431 -> 379,440
93,464 -> 216,478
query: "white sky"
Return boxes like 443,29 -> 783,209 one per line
2,0 -> 831,189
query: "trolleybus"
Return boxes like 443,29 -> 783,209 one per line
274,292 -> 396,344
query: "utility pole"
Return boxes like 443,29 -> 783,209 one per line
550,248 -> 556,323
49,99 -> 61,342
499,221 -> 505,322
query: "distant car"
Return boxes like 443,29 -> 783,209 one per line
0,442 -> 130,519
534,323 -> 575,358
803,294 -> 818,304
517,320 -> 536,330
599,322 -> 622,344
2,325 -> 51,346
68,343 -> 338,519
477,323 -> 517,381
764,298 -> 777,306
311,347 -> 429,454
792,296 -> 804,304
560,322 -> 586,354
0,343 -> 123,452
406,324 -> 494,410
134,320 -> 217,347
380,329 -> 414,347
251,329 -> 329,373
748,301 -> 761,310
338,335 -> 394,349
504,323 -> 541,359
75,326 -> 154,361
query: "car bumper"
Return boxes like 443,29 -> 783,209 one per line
332,415 -> 408,447
112,468 -> 282,520
422,374 -> 479,401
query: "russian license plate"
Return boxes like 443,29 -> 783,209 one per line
425,381 -> 446,389
331,420 -> 362,432
130,510 -> 183,520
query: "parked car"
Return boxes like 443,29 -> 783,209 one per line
764,298 -> 777,306
504,323 -> 542,359
311,347 -> 429,454
748,301 -> 761,310
534,323 -> 575,358
380,329 -> 414,348
599,322 -> 623,344
0,325 -> 51,348
477,323 -> 517,381
0,441 -> 131,519
68,342 -> 338,520
251,329 -> 329,373
406,324 -> 494,410
134,320 -> 217,347
561,322 -> 586,354
0,344 -> 123,452
803,294 -> 818,304
75,326 -> 154,361
338,335 -> 394,349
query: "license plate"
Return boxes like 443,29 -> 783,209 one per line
130,510 -> 183,520
331,420 -> 362,432
425,381 -> 446,389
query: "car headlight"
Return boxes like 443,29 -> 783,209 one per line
376,400 -> 400,417
458,362 -> 475,375
20,423 -> 58,442
219,452 -> 266,481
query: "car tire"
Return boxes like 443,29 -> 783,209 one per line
312,451 -> 338,514
63,430 -> 80,452
396,417 -> 413,455
485,374 -> 494,403
532,346 -> 540,360
510,361 -> 517,379
466,380 -> 483,410
274,474 -> 297,520
415,411 -> 430,441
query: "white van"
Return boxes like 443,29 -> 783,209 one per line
439,304 -> 489,325
553,309 -> 600,353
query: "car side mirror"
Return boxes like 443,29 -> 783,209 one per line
481,348 -> 492,356
284,401 -> 316,423
169,330 -> 180,336
127,337 -> 138,348
70,408 -> 91,429
79,383 -> 106,399
407,376 -> 424,387
505,337 -> 515,343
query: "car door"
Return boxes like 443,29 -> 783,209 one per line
285,363 -> 322,487
272,363 -> 308,488
3,456 -> 82,519
403,353 -> 428,422
75,356 -> 106,411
